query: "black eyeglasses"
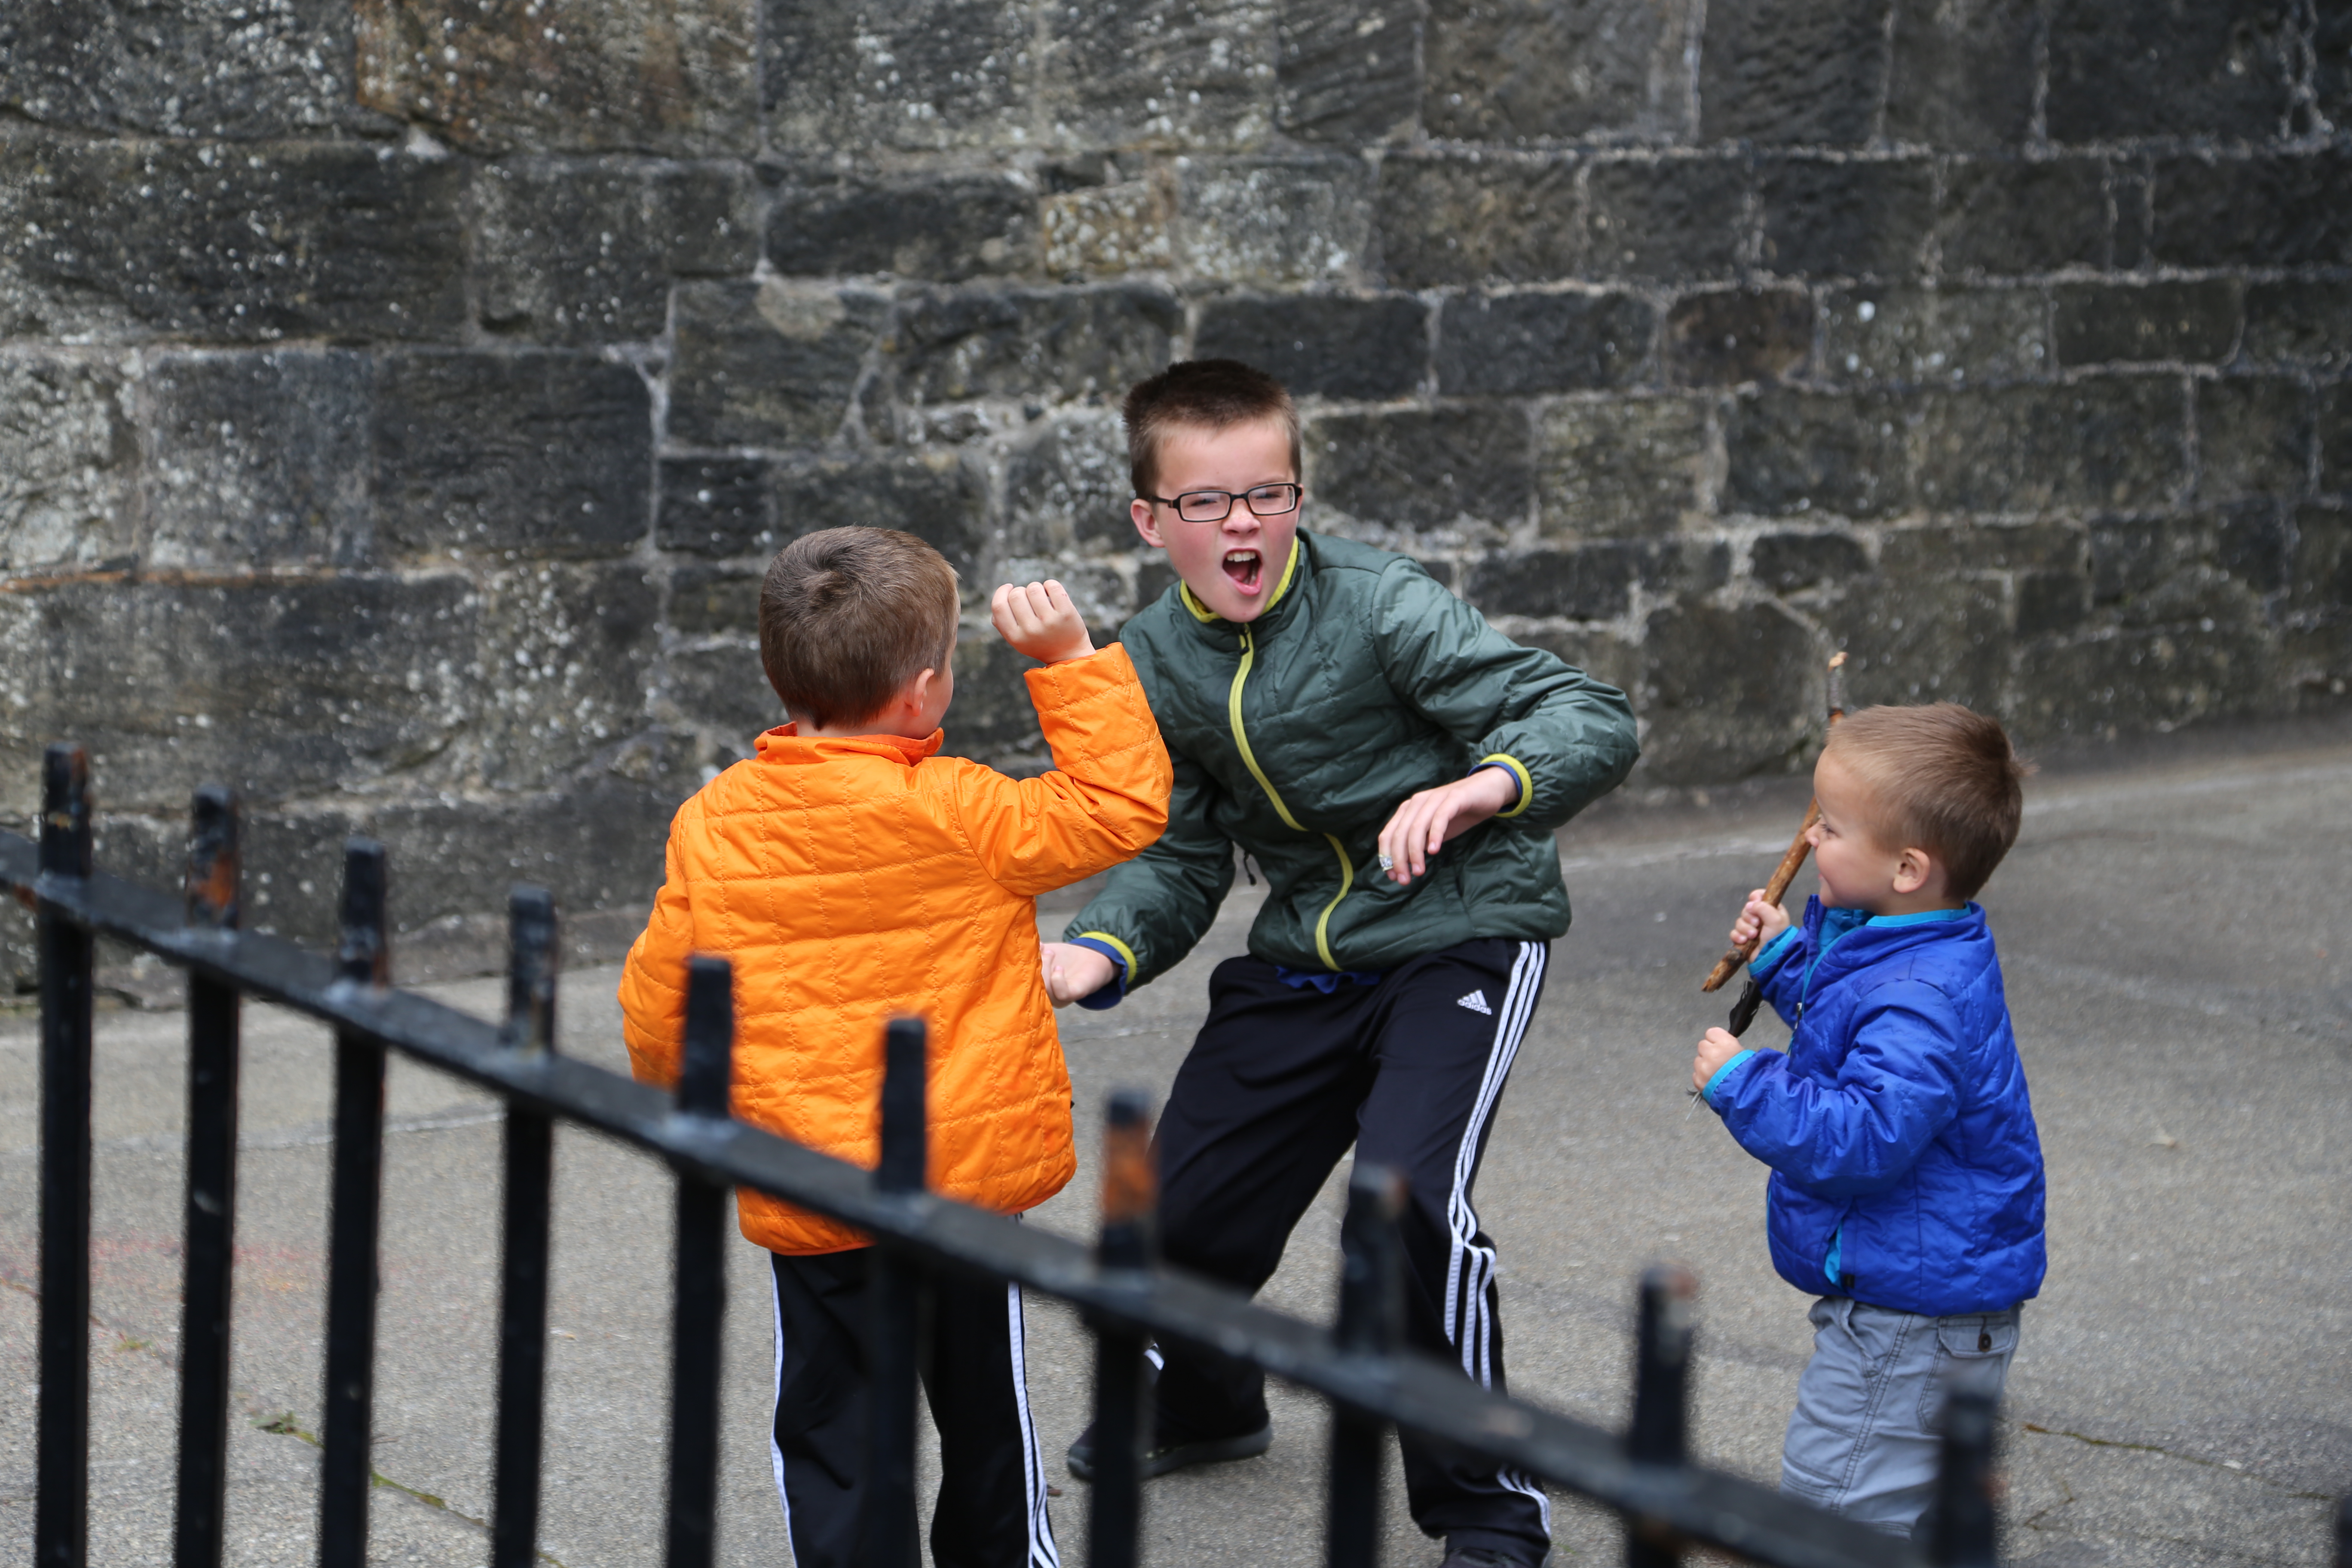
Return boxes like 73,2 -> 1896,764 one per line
1140,483 -> 1303,523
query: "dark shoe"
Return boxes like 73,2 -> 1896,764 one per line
1440,1549 -> 1543,1568
1065,1418 -> 1273,1482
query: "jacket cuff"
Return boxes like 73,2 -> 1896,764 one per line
1750,925 -> 1801,979
1703,1049 -> 1759,1109
1473,754 -> 1534,818
1068,933 -> 1132,1011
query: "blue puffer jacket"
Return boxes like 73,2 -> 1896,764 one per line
1704,898 -> 2046,1317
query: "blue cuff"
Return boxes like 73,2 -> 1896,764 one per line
1703,1050 -> 1758,1109
1750,925 -> 1800,978
1468,760 -> 1523,810
1067,937 -> 1129,1011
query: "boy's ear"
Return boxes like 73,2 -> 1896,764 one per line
1892,845 -> 1937,894
1130,498 -> 1167,548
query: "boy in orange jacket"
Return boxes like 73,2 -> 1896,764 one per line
619,525 -> 1171,1568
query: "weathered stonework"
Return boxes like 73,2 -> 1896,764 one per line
3,0 -> 2349,992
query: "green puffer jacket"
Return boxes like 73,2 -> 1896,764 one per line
1065,531 -> 1640,989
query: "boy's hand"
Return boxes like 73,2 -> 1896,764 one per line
1730,887 -> 1790,951
1040,941 -> 1117,1008
1375,768 -> 1519,885
1692,1026 -> 1745,1095
992,580 -> 1096,665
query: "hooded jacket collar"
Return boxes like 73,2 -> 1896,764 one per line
1176,530 -> 1312,644
755,723 -> 943,768
1796,894 -> 1984,998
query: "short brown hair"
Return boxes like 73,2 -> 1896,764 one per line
1123,359 -> 1301,501
1823,703 -> 2034,900
758,527 -> 959,730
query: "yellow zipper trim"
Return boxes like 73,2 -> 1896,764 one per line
1228,627 -> 1352,971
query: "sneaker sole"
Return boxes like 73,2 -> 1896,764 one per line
1066,1423 -> 1273,1483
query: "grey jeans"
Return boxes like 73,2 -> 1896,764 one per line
1781,1296 -> 2022,1535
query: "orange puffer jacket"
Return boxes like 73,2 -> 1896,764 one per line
618,646 -> 1171,1255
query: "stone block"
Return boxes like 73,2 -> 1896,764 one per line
1277,0 -> 1421,144
1880,519 -> 2084,577
1723,389 -> 1909,519
1042,171 -> 1174,278
2242,280 -> 2352,371
658,457 -> 777,557
472,161 -> 754,343
2089,517 -> 2180,605
1640,601 -> 1819,784
2053,282 -> 2239,367
668,565 -> 763,637
2197,378 -> 2313,503
2046,0 -> 2293,145
0,139 -> 467,343
1437,292 -> 1652,395
467,563 -> 664,790
2321,1 -> 2352,132
2014,569 -> 2090,636
1308,407 -> 1533,532
1758,159 -> 1935,280
2016,625 -> 2277,741
1424,0 -> 1684,142
2215,499 -> 2293,595
1818,287 -> 2047,386
1584,157 -> 1749,282
364,776 -> 677,932
764,0 -> 1025,151
1699,0 -> 1886,146
1177,159 -> 1372,285
888,284 -> 1180,407
1193,294 -> 1428,401
0,575 -> 469,809
1516,625 -> 1639,698
2151,150 -> 2352,269
1915,380 -> 2188,514
1464,542 -> 1648,619
144,350 -> 373,571
0,355 -> 136,575
2290,504 -> 2352,612
373,352 -> 652,561
1005,410 -> 1135,553
358,0 -> 756,154
766,169 -> 1038,282
773,452 -> 991,586
1040,0 -> 1278,151
1752,531 -> 1870,593
1535,397 -> 1712,539
668,279 -> 887,447
668,643 -> 787,740
2323,386 -> 2351,496
1840,576 -> 2009,710
1885,0 -> 2036,148
0,0 -> 374,138
1374,155 -> 1581,288
1936,157 -> 2111,276
1663,288 -> 1810,387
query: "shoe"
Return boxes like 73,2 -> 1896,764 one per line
1440,1549 -> 1542,1568
1065,1418 -> 1273,1482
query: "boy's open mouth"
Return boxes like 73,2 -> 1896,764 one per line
1222,549 -> 1263,592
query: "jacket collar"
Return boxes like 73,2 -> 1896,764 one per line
1798,894 -> 1983,988
1176,530 -> 1311,643
755,724 -> 943,767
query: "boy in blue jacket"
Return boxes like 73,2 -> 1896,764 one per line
1691,702 -> 2045,1537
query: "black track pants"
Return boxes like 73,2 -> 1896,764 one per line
767,1248 -> 1060,1568
1151,937 -> 1554,1562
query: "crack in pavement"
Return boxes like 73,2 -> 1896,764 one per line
2019,1422 -> 2337,1501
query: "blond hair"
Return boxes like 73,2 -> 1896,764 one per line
1822,704 -> 2033,900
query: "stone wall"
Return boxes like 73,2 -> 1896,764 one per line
3,0 -> 2349,982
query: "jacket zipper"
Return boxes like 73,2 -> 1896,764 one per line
1228,626 -> 1351,971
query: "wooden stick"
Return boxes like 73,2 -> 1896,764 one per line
1698,651 -> 1848,992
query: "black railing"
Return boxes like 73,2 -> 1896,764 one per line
6,739 -> 2287,1568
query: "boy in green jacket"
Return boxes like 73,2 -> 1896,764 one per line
1046,359 -> 1639,1568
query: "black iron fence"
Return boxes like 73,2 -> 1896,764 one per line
5,738 -> 2286,1568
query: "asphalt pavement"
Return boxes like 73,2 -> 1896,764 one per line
3,722 -> 2349,1566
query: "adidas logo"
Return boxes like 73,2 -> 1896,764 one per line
1457,989 -> 1491,1015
